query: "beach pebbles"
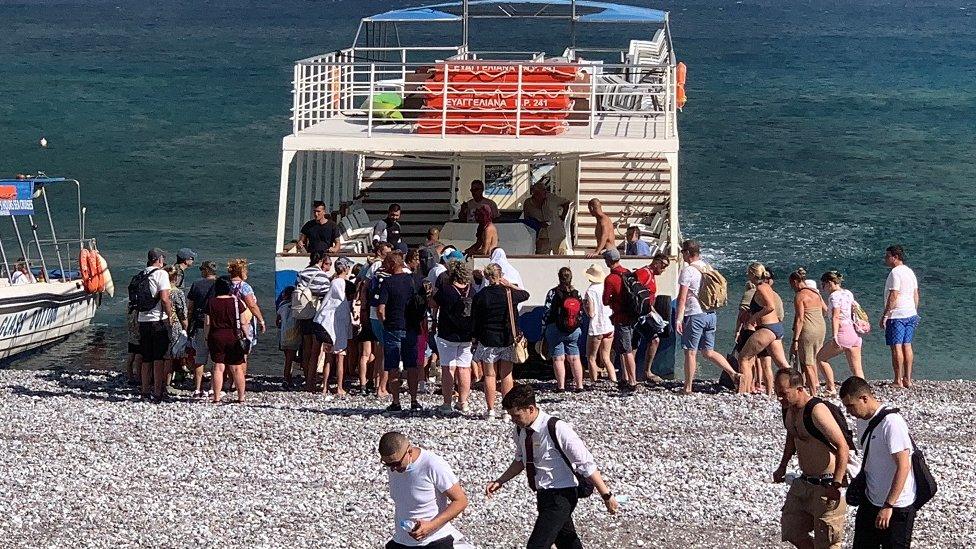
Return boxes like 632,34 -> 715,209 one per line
0,369 -> 973,547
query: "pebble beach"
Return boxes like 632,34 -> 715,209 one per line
1,368 -> 974,548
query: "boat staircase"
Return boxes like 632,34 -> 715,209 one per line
574,153 -> 672,253
358,157 -> 454,245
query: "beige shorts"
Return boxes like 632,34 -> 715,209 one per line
781,479 -> 846,549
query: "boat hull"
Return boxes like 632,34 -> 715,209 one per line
0,281 -> 100,361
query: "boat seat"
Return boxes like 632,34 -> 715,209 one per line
353,208 -> 371,228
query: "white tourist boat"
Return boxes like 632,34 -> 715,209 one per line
0,176 -> 112,361
273,0 -> 686,370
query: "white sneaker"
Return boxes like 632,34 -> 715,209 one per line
485,409 -> 496,420
461,402 -> 470,413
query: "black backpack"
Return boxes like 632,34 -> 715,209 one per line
128,268 -> 160,313
619,271 -> 652,319
846,408 -> 938,509
781,397 -> 858,457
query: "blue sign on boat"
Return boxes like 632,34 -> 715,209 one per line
0,180 -> 34,216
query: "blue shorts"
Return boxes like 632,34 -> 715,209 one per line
885,315 -> 919,346
370,318 -> 386,345
681,312 -> 717,351
544,324 -> 581,358
383,329 -> 419,371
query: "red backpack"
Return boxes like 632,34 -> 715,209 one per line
554,288 -> 583,333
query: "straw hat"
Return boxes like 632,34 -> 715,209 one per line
584,263 -> 606,284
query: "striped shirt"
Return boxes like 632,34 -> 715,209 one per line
296,266 -> 331,297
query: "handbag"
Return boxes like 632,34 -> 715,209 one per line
506,288 -> 529,364
851,300 -> 871,335
233,297 -> 252,355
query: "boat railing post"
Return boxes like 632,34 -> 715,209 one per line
589,66 -> 596,138
441,63 -> 449,138
515,64 -> 523,138
400,49 -> 407,90
9,217 -> 31,280
367,62 -> 376,137
40,187 -> 67,282
26,215 -> 50,283
0,234 -> 10,281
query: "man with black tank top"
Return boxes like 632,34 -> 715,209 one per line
774,368 -> 850,549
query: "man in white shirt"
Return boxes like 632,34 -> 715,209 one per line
840,377 -> 917,548
674,239 -> 738,395
486,384 -> 618,549
135,248 -> 174,402
880,245 -> 920,389
9,259 -> 37,285
457,179 -> 499,223
379,431 -> 470,548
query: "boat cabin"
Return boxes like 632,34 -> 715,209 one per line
274,0 -> 686,325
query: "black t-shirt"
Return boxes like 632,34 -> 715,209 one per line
186,277 -> 216,332
434,282 -> 473,342
300,219 -> 340,253
383,217 -> 402,245
472,284 -> 530,347
378,273 -> 419,332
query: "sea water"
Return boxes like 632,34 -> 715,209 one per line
1,0 -> 973,378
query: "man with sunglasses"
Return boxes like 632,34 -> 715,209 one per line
379,431 -> 470,548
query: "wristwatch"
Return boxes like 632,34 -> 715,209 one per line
882,502 -> 894,509
601,492 -> 613,502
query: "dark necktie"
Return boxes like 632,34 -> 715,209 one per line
524,427 -> 537,491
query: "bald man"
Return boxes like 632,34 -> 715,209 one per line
379,432 -> 471,548
586,198 -> 616,258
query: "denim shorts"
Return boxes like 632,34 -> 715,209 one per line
885,315 -> 920,346
681,312 -> 717,351
544,324 -> 581,358
383,329 -> 419,371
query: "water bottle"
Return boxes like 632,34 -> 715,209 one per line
400,519 -> 417,532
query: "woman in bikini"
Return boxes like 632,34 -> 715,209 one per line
737,263 -> 790,395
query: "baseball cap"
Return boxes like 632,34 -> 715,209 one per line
147,248 -> 166,264
444,250 -> 464,263
177,248 -> 197,262
602,248 -> 621,262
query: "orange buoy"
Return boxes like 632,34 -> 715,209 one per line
87,250 -> 105,292
79,248 -> 99,293
675,62 -> 688,111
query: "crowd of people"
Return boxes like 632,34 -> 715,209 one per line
121,200 -> 931,547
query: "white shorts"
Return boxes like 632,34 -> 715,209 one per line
474,344 -> 513,365
436,337 -> 473,368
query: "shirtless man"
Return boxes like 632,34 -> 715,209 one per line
586,198 -> 615,258
773,368 -> 849,549
464,205 -> 498,257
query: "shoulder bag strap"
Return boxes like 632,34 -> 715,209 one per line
506,288 -> 518,342
546,417 -> 576,474
232,297 -> 244,340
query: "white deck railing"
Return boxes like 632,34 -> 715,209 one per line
292,47 -> 677,140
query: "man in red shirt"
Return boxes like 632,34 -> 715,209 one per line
601,249 -> 638,391
634,253 -> 670,382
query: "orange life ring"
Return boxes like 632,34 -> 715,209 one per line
79,249 -> 96,292
88,250 -> 105,292
675,62 -> 687,111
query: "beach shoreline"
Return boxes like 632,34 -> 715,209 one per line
0,368 -> 973,548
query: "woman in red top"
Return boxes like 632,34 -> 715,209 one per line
205,277 -> 250,403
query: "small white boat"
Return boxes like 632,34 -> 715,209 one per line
0,176 -> 111,361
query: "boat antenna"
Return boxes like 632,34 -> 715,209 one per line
462,0 -> 469,52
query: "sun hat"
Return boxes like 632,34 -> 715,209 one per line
584,263 -> 606,284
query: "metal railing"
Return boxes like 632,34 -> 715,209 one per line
22,238 -> 97,282
292,47 -> 677,140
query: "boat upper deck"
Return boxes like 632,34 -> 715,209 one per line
287,1 -> 680,155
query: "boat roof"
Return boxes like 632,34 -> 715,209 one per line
0,177 -> 67,187
365,0 -> 667,24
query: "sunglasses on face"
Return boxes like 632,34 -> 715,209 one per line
382,448 -> 410,470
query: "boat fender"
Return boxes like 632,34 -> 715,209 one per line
96,252 -> 114,297
79,249 -> 100,293
676,62 -> 688,111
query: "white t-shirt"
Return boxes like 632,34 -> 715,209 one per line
10,270 -> 36,285
678,260 -> 707,316
137,267 -> 171,322
828,289 -> 856,327
884,265 -> 918,319
388,449 -> 462,546
857,407 -> 916,508
585,283 -> 613,336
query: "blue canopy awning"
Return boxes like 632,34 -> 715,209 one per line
0,177 -> 66,187
365,0 -> 667,24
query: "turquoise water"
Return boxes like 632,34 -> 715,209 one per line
2,0 -> 974,378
